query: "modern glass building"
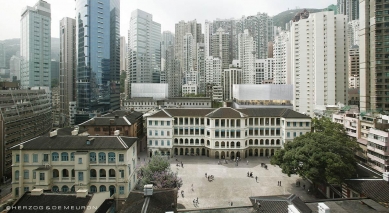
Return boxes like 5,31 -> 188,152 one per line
128,9 -> 161,97
20,0 -> 51,88
75,0 -> 120,120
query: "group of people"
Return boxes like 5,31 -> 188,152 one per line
261,163 -> 268,169
176,159 -> 184,168
192,197 -> 199,207
205,173 -> 214,181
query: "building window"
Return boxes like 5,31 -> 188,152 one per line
108,152 -> 116,163
287,122 -> 290,127
40,173 -> 45,180
306,122 -> 310,127
78,158 -> 82,164
52,152 -> 59,161
293,132 -> 296,137
99,152 -> 106,163
119,170 -> 124,178
161,121 -> 164,126
155,130 -> 158,136
149,130 -> 152,136
149,140 -> 152,145
155,121 -> 158,126
61,152 -> 69,161
293,122 -> 296,127
167,121 -> 170,126
15,170 -> 19,180
161,140 -> 164,146
119,186 -> 124,194
33,172 -> 36,179
33,154 -> 38,163
90,185 -> 97,193
78,172 -> 84,181
167,131 -> 170,136
43,154 -> 49,162
24,170 -> 29,179
167,140 -> 170,146
70,152 -> 75,161
100,185 -> 106,192
24,187 -> 29,192
161,131 -> 164,136
119,154 -> 124,162
148,120 -> 152,126
90,152 -> 97,162
15,154 -> 20,163
155,140 -> 158,146
287,132 -> 290,138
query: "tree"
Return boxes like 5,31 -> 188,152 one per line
271,117 -> 360,184
51,78 -> 59,88
120,72 -> 126,93
136,155 -> 182,189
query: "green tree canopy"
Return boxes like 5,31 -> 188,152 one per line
271,117 -> 360,184
137,155 -> 182,189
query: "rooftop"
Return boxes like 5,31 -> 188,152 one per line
79,110 -> 143,126
119,189 -> 177,213
343,179 -> 389,203
10,136 -> 137,151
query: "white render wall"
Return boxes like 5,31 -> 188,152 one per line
291,11 -> 348,117
131,83 -> 168,99
233,84 -> 293,101
205,56 -> 222,85
255,58 -> 274,84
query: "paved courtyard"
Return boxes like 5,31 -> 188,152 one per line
139,152 -> 314,210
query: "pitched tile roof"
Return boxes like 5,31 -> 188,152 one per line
119,189 -> 177,213
147,108 -> 309,119
250,194 -> 312,213
206,107 -> 248,118
8,193 -> 93,213
343,179 -> 389,203
80,110 -> 143,126
10,136 -> 137,151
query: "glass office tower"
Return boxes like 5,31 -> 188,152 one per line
75,0 -> 120,120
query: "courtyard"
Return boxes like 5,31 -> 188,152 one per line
139,152 -> 315,210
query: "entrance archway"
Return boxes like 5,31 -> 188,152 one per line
196,148 -> 200,155
271,149 -> 275,156
185,148 -> 189,155
149,151 -> 152,158
255,149 -> 258,156
249,149 -> 253,156
174,148 -> 178,155
215,151 -> 219,159
207,150 -> 209,157
190,148 -> 194,154
221,151 -> 225,159
237,151 -> 241,158
265,149 -> 269,156
260,149 -> 264,156
202,148 -> 205,156
180,148 -> 183,155
230,151 -> 235,159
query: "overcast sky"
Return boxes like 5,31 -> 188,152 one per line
0,0 -> 336,40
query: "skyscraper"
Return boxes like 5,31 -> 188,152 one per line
20,0 -> 51,88
291,11 -> 348,117
236,13 -> 273,59
161,31 -> 175,63
59,17 -> 76,127
204,20 -> 213,58
273,29 -> 291,84
9,56 -> 21,81
211,28 -> 230,70
238,30 -> 256,84
0,43 -> 5,68
128,9 -> 161,96
75,0 -> 120,122
175,20 -> 202,73
120,36 -> 127,74
359,0 -> 389,112
337,0 -> 359,21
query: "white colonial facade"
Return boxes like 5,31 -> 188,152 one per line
11,136 -> 138,199
147,108 -> 311,158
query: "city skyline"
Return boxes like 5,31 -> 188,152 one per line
0,0 -> 336,40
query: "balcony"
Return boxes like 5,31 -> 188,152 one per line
367,145 -> 389,156
367,153 -> 387,165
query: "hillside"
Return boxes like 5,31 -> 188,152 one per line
0,37 -> 60,68
273,8 -> 323,29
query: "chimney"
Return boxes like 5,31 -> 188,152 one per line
115,114 -> 119,119
50,130 -> 57,138
144,184 -> 153,196
31,188 -> 43,196
86,137 -> 95,145
318,203 -> 330,213
114,130 -> 120,136
383,172 -> 389,182
76,189 -> 88,198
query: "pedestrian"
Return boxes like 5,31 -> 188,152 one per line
196,197 -> 199,203
247,160 -> 248,165
247,171 -> 249,177
280,181 -> 281,186
205,172 -> 207,178
255,176 -> 258,182
277,181 -> 279,186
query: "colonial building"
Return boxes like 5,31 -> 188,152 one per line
10,135 -> 138,199
146,107 -> 311,158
